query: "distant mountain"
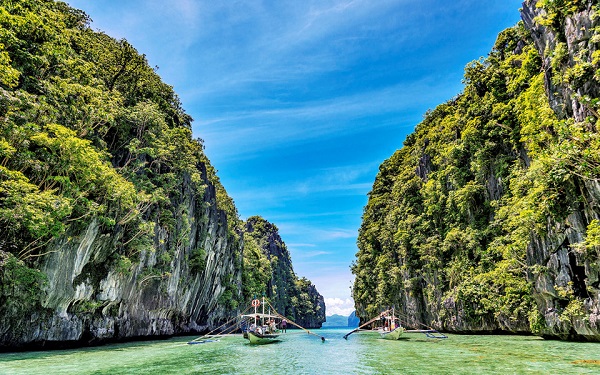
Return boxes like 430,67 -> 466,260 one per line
322,311 -> 360,327
322,314 -> 347,327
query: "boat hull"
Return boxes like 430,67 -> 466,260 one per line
246,331 -> 280,345
379,327 -> 404,340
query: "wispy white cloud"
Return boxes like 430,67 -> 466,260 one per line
305,266 -> 356,308
173,0 -> 439,109
279,223 -> 357,242
269,209 -> 362,221
277,222 -> 357,244
293,250 -> 331,259
323,230 -> 356,240
230,162 -> 377,211
184,0 -> 413,84
197,76 -> 438,124
286,243 -> 317,248
194,77 -> 451,163
170,0 -> 202,31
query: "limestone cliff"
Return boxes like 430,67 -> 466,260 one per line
243,216 -> 326,328
1,163 -> 243,349
520,0 -> 600,340
0,0 -> 322,350
352,0 -> 600,341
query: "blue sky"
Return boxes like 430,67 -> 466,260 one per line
66,0 -> 523,316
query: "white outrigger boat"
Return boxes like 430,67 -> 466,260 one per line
377,308 -> 404,340
343,307 -> 447,340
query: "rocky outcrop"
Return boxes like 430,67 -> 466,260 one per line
520,0 -> 600,341
521,1 -> 600,122
1,165 -> 243,350
244,216 -> 325,328
0,0 -> 325,350
295,281 -> 326,328
350,0 -> 600,342
244,216 -> 295,314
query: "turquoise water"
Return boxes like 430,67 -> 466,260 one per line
1,328 -> 600,374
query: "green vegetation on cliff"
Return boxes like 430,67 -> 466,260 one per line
0,0 -> 240,309
353,23 -> 540,329
353,0 -> 600,336
243,216 -> 325,327
0,1 -> 327,346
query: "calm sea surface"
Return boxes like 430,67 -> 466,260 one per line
1,327 -> 600,374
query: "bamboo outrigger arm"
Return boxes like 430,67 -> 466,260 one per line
274,313 -> 326,342
267,301 -> 326,342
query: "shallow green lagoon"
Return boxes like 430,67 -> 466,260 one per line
1,328 -> 600,374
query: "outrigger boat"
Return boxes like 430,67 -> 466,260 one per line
240,297 -> 282,345
377,308 -> 404,340
343,307 -> 447,340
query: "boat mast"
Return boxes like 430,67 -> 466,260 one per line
254,299 -> 257,326
262,295 -> 265,326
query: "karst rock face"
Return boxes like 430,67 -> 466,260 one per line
352,0 -> 600,341
244,216 -> 325,329
0,0 -> 327,351
521,1 -> 600,123
520,0 -> 600,340
1,165 -> 243,350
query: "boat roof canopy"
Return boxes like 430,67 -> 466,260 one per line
241,313 -> 280,319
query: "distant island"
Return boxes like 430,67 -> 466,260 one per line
322,311 -> 359,327
348,311 -> 360,327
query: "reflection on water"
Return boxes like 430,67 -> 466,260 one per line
1,328 -> 600,374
